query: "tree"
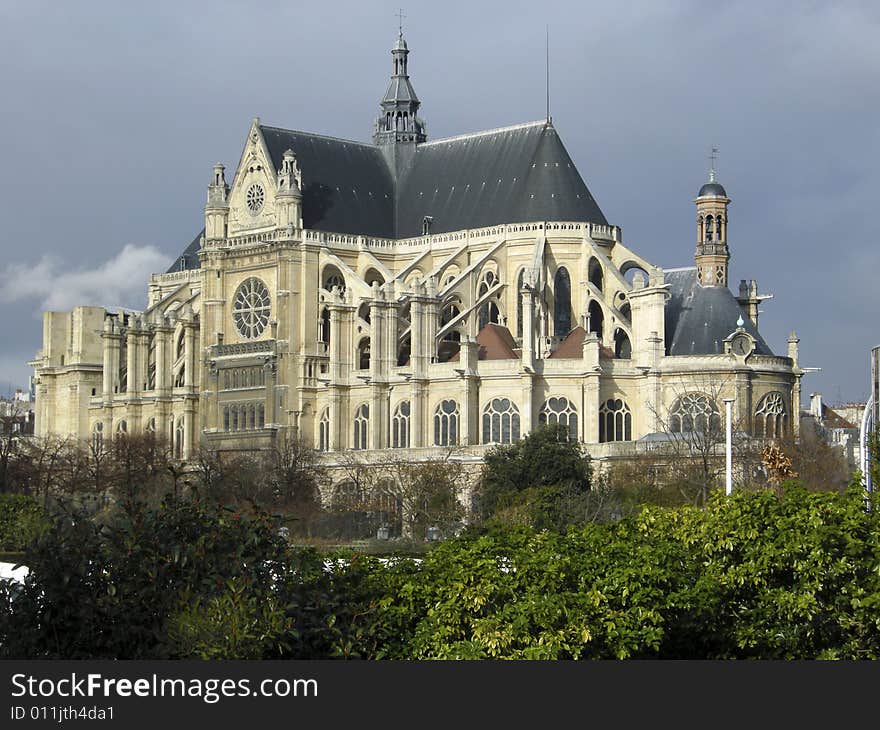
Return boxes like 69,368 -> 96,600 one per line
476,423 -> 592,526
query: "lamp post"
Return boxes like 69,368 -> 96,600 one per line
722,397 -> 735,496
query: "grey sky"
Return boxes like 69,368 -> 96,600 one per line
1,0 -> 877,403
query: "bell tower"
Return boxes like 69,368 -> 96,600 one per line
373,24 -> 427,148
694,151 -> 730,287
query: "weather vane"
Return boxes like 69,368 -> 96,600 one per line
395,8 -> 406,36
708,145 -> 719,181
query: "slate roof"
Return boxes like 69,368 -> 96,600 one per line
260,120 -> 606,240
165,229 -> 204,273
664,268 -> 774,356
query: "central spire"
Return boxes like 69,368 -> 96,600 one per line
373,28 -> 427,146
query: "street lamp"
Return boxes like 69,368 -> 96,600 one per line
722,398 -> 735,496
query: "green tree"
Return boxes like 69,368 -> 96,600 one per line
476,423 -> 591,526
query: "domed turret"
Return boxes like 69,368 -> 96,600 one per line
694,153 -> 731,287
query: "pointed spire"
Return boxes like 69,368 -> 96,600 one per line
373,25 -> 427,146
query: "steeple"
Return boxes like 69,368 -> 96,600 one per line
694,149 -> 731,287
373,29 -> 427,146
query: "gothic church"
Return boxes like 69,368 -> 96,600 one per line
31,31 -> 803,476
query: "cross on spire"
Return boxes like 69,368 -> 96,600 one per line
395,8 -> 406,36
708,145 -> 719,182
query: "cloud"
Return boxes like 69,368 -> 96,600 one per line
0,245 -> 170,312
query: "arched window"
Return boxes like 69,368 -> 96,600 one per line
434,399 -> 460,446
540,397 -> 578,440
587,300 -> 604,340
477,270 -> 500,330
554,267 -> 572,337
223,406 -> 230,431
332,480 -> 363,510
705,215 -> 714,242
319,408 -> 330,452
397,333 -> 411,367
232,406 -> 239,432
358,338 -> 371,370
599,399 -> 632,442
146,335 -> 156,390
257,404 -> 265,428
174,417 -> 185,459
614,329 -> 632,358
482,398 -> 520,444
669,393 -> 721,435
322,266 -> 345,293
145,417 -> 156,433
754,392 -> 787,438
92,422 -> 103,452
116,420 -> 127,436
364,268 -> 385,287
353,404 -> 369,450
438,301 -> 462,363
118,339 -> 128,393
320,307 -> 331,344
392,401 -> 411,448
588,257 -> 604,291
516,269 -> 525,338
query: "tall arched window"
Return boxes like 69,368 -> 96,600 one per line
257,404 -> 265,428
540,397 -> 578,440
146,335 -> 156,390
92,422 -> 103,452
353,404 -> 369,450
516,269 -> 525,338
754,392 -> 787,438
482,398 -> 520,444
434,399 -> 460,446
477,270 -> 500,330
614,328 -> 632,358
116,420 -> 127,436
358,338 -> 371,370
392,401 -> 411,448
320,307 -> 331,344
554,267 -> 572,336
599,399 -> 632,442
223,406 -> 230,431
587,300 -> 604,339
705,215 -> 714,242
145,417 -> 156,434
319,408 -> 330,452
118,339 -> 128,393
588,257 -> 604,291
669,393 -> 720,435
174,417 -> 185,459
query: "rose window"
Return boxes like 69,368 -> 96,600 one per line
246,183 -> 265,215
232,278 -> 271,339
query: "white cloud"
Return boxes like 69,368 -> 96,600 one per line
0,244 -> 170,312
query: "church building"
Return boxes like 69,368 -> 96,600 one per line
30,31 -> 803,476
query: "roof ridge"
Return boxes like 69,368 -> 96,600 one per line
419,120 -> 547,147
259,124 -> 377,149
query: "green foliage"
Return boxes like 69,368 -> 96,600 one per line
165,578 -> 295,659
478,424 -> 591,523
0,493 -> 47,551
0,497 -> 333,659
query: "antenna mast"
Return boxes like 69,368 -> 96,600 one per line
546,25 -> 551,123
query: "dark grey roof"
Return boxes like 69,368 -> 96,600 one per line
698,181 -> 727,197
664,268 -> 774,356
170,121 -> 608,266
165,229 -> 203,273
261,127 -> 396,237
395,121 -> 607,235
261,120 -> 607,239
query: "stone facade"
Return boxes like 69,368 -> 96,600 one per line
30,32 -> 803,494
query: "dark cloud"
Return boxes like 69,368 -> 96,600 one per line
0,0 -> 876,402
